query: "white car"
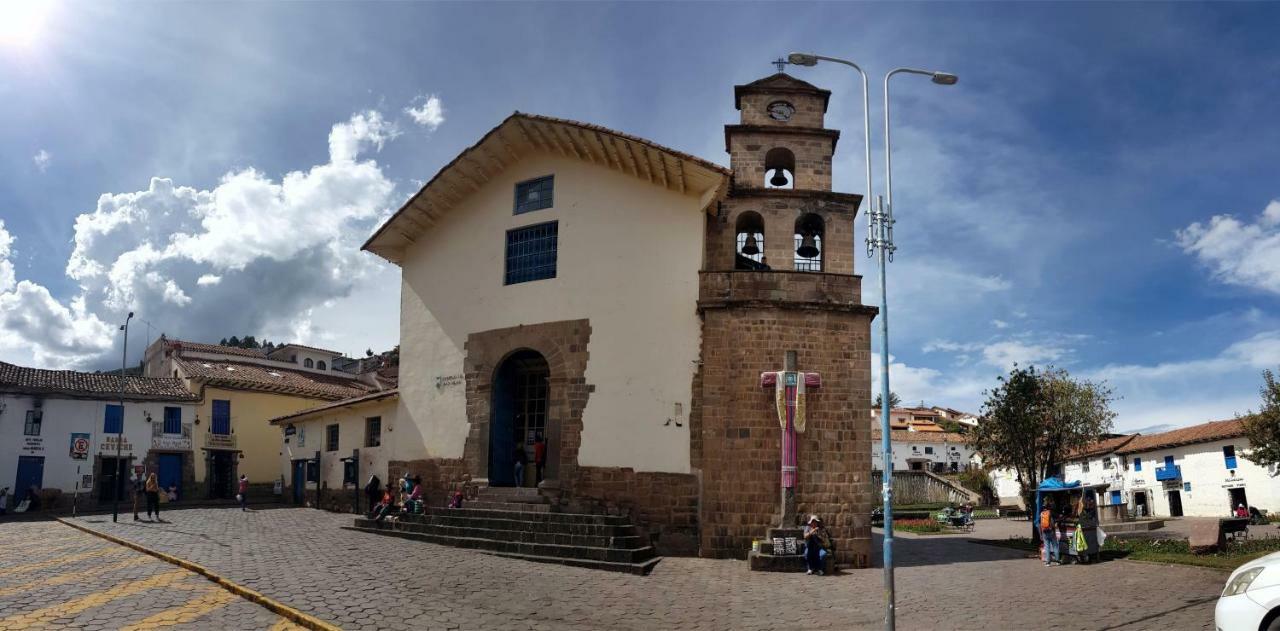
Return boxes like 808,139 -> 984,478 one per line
1217,552 -> 1280,631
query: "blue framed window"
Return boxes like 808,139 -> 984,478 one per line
514,175 -> 553,215
1224,445 -> 1238,469
104,404 -> 123,434
504,221 -> 558,285
163,407 -> 182,434
1164,455 -> 1174,467
1133,457 -> 1141,472
212,400 -> 231,435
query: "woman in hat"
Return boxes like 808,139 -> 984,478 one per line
803,515 -> 832,576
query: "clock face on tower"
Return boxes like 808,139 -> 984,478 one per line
767,101 -> 795,122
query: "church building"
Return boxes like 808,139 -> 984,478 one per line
362,73 -> 876,566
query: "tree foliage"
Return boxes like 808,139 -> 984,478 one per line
1242,369 -> 1280,473
873,391 -> 902,409
218,335 -> 272,350
967,365 -> 1116,509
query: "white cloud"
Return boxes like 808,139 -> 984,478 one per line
328,110 -> 399,164
922,340 -> 983,354
981,340 -> 1067,370
0,110 -> 404,368
992,319 -> 1009,329
1090,330 -> 1280,383
871,352 -> 992,413
404,94 -> 445,131
32,149 -> 51,173
1177,200 -> 1280,295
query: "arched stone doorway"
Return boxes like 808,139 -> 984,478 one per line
489,349 -> 550,487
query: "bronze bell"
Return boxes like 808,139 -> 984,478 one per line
769,169 -> 790,187
796,233 -> 819,258
741,234 -> 760,256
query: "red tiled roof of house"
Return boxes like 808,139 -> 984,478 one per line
168,339 -> 267,359
268,389 -> 399,424
0,361 -> 197,401
1116,418 -> 1248,454
267,343 -> 345,357
176,358 -> 376,401
872,429 -> 970,444
1065,434 -> 1138,460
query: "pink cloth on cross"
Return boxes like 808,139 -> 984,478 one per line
760,371 -> 821,490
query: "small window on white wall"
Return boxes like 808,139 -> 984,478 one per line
304,358 -> 314,368
317,361 -> 326,371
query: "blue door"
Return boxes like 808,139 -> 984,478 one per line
15,456 -> 44,504
1110,490 -> 1121,505
291,460 -> 306,504
158,454 -> 182,500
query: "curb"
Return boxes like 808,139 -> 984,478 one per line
56,518 -> 341,631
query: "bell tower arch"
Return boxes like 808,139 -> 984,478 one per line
693,72 -> 877,568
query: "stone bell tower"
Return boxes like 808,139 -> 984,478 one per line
691,73 -> 878,568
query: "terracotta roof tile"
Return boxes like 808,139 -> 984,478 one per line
266,343 -> 345,357
0,361 -> 197,401
268,389 -> 399,424
176,359 -> 376,401
871,429 -> 970,444
1066,435 -> 1138,460
1117,418 -> 1247,454
168,339 -> 267,359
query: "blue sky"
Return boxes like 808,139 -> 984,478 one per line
2,2 -> 1279,432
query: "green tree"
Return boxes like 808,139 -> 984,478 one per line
219,338 -> 228,346
227,335 -> 241,347
241,336 -> 258,349
1242,369 -> 1280,472
872,391 -> 902,409
967,365 -> 1116,512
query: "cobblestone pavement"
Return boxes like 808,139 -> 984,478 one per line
0,520 -> 301,630
55,507 -> 1231,631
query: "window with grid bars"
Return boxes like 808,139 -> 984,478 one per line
163,407 -> 182,434
514,176 -> 554,214
212,400 -> 231,435
505,222 -> 558,285
24,410 -> 42,436
326,424 -> 339,452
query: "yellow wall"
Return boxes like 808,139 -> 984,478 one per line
191,386 -> 333,484
398,153 -> 707,474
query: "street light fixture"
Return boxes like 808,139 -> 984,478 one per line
113,311 -> 133,523
785,54 -> 956,631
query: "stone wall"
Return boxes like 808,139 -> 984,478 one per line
388,458 -> 469,507
705,191 -> 861,275
725,129 -> 838,191
694,301 -> 876,567
567,466 -> 700,556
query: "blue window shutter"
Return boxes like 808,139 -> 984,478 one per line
104,404 -> 123,434
212,400 -> 231,435
1134,458 -> 1142,472
1224,446 -> 1238,469
1164,455 -> 1174,467
163,407 -> 182,434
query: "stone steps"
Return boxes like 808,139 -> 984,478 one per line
401,507 -> 633,526
462,500 -> 552,512
379,520 -> 645,548
413,513 -> 636,537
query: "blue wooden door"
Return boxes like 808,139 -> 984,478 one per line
1110,490 -> 1121,505
158,454 -> 182,500
291,460 -> 306,504
15,456 -> 44,504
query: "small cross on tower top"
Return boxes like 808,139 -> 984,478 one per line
772,58 -> 788,73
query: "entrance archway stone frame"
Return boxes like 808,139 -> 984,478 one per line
462,319 -> 592,490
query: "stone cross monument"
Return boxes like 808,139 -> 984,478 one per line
759,350 -> 821,527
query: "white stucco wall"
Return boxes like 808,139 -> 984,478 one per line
0,393 -> 197,497
1121,438 -> 1280,518
277,398 -> 410,494
871,438 -> 977,472
397,153 -> 707,474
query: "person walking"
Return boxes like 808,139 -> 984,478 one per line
237,475 -> 249,511
144,473 -> 161,521
131,471 -> 143,520
533,433 -> 547,485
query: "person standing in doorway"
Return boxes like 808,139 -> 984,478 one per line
533,433 -> 547,485
237,475 -> 249,511
513,441 -> 527,487
144,473 -> 161,521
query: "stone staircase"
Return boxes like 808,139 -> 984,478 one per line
347,486 -> 661,575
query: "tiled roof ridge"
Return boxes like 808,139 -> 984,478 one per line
176,358 -> 375,401
1116,417 -> 1249,454
268,389 -> 399,424
0,361 -> 197,401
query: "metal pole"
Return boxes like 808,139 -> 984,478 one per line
113,311 -> 133,523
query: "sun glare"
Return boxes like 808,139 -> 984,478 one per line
0,0 -> 55,48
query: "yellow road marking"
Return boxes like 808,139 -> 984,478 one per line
0,545 -> 123,577
0,556 -> 156,598
0,535 -> 91,553
117,587 -> 238,630
0,569 -> 190,629
268,619 -> 308,631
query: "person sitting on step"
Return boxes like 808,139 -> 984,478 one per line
373,482 -> 398,522
402,476 -> 424,514
803,515 -> 833,576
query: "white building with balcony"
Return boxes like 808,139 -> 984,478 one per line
872,429 -> 978,474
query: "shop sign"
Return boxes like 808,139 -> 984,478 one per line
1133,478 -> 1146,486
435,374 -> 464,390
1222,476 -> 1246,489
99,435 -> 132,454
20,436 -> 45,455
152,434 -> 191,450
284,424 -> 296,437
1162,479 -> 1181,489
69,433 -> 90,459
80,474 -> 94,490
206,434 -> 237,449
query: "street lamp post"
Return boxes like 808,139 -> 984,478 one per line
113,311 -> 134,523
784,54 -> 956,631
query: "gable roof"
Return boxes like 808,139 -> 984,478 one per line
268,389 -> 399,425
266,343 -> 345,358
362,112 -> 732,265
872,429 -> 970,444
1065,434 -> 1138,460
0,361 -> 198,402
1117,418 -> 1248,455
734,73 -> 832,111
176,358 -> 376,401
167,339 -> 267,359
